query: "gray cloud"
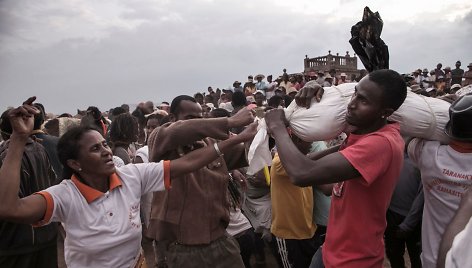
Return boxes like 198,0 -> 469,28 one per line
0,0 -> 471,114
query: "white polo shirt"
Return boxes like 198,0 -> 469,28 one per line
36,161 -> 170,268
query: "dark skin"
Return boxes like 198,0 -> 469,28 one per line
0,97 -> 257,224
265,75 -> 394,187
437,188 -> 472,268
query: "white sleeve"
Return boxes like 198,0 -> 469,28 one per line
35,181 -> 72,225
134,161 -> 167,194
407,138 -> 425,168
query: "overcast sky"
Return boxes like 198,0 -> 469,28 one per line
0,0 -> 471,114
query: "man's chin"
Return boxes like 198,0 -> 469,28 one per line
343,123 -> 357,134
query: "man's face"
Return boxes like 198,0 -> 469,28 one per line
195,95 -> 204,105
144,101 -> 154,114
254,93 -> 265,106
346,76 -> 386,131
256,77 -> 262,82
267,76 -> 272,83
437,64 -> 442,70
456,62 -> 461,68
175,100 -> 203,121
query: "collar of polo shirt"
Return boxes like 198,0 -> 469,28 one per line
71,173 -> 123,203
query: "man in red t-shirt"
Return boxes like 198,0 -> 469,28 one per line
265,69 -> 407,268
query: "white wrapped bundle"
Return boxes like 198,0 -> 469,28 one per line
390,91 -> 451,143
247,83 -> 450,175
285,83 -> 355,141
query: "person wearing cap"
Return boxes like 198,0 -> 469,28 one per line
244,80 -> 256,96
412,70 -> 422,85
255,74 -> 267,94
322,74 -> 333,87
451,61 -> 464,86
233,81 -> 243,93
253,90 -> 266,108
463,63 -> 472,87
435,75 -> 446,95
450,84 -> 462,94
289,76 -> 300,90
338,73 -> 350,85
407,93 -> 472,268
421,68 -> 430,89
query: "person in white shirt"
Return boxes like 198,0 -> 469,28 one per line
407,93 -> 472,268
0,96 -> 257,268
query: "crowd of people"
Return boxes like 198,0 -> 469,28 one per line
0,62 -> 471,268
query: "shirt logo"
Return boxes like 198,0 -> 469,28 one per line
333,181 -> 345,197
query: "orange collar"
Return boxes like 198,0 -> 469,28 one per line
71,173 -> 122,203
450,140 -> 472,153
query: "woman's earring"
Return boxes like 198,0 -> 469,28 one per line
78,168 -> 82,172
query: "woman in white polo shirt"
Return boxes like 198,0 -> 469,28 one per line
0,97 -> 256,268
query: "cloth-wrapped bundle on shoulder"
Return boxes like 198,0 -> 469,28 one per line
247,82 -> 451,175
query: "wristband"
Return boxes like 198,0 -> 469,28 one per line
213,142 -> 224,157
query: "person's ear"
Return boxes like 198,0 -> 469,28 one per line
67,159 -> 81,173
382,108 -> 394,118
169,114 -> 176,122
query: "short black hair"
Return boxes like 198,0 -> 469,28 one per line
57,126 -> 97,179
209,108 -> 230,118
33,103 -> 46,130
0,109 -> 12,140
111,107 -> 127,117
109,113 -> 138,144
267,95 -> 283,108
368,69 -> 407,111
170,95 -> 197,116
232,91 -> 247,107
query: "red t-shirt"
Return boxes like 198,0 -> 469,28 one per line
323,123 -> 405,268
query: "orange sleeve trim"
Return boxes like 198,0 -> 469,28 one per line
32,191 -> 54,227
164,160 -> 171,190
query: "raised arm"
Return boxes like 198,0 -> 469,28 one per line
437,188 -> 472,268
170,122 -> 257,177
149,107 -> 254,161
0,97 -> 48,224
265,109 -> 360,187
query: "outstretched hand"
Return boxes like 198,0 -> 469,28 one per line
236,122 -> 258,142
8,96 -> 40,138
295,83 -> 324,108
228,105 -> 256,128
264,108 -> 288,134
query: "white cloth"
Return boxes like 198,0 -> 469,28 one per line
226,207 -> 253,237
135,145 -> 149,163
133,145 -> 153,228
241,193 -> 271,235
408,139 -> 472,268
112,155 -> 125,167
40,162 -> 167,268
455,85 -> 472,97
247,83 -> 450,175
445,216 -> 472,268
